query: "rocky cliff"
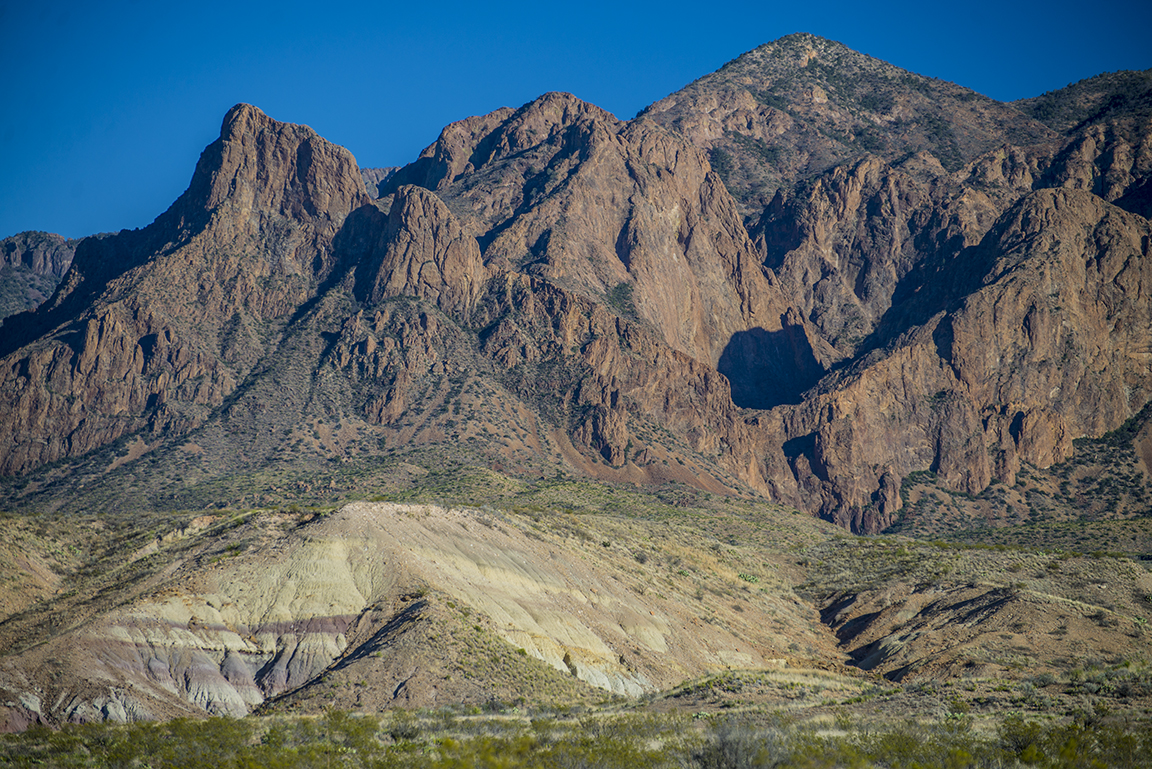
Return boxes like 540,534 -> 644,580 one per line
1,40 -> 1150,537
360,166 -> 399,198
0,231 -> 78,323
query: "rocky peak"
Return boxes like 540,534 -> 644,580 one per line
0,106 -> 375,474
183,103 -> 368,239
478,91 -> 619,159
381,108 -> 516,193
383,92 -> 619,206
386,91 -> 782,367
643,34 -> 1056,218
346,185 -> 488,315
21,105 -> 371,335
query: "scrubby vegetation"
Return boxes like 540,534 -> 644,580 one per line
4,429 -> 1151,758
3,708 -> 1151,768
1015,70 -> 1152,137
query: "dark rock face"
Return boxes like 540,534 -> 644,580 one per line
1,43 -> 1151,535
0,231 -> 75,278
0,231 -> 78,323
360,166 -> 398,198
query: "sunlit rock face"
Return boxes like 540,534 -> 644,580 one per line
2,40 -> 1150,537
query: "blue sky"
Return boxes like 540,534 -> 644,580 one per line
2,0 -> 1150,240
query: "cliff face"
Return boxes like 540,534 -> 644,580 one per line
774,188 -> 1152,529
0,231 -> 75,278
1,43 -> 1150,536
0,231 -> 78,323
0,104 -> 369,475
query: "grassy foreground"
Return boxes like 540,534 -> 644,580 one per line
3,707 -> 1151,769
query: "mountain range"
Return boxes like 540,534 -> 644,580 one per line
1,33 -> 1151,729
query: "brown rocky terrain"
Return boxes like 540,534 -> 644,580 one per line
2,35 -> 1152,730
0,231 -> 78,323
2,44 -> 1150,535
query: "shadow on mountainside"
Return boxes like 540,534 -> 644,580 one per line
718,324 -> 823,409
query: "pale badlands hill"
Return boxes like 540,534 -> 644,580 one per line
2,491 -> 1150,730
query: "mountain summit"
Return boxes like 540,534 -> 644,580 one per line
643,33 -> 1057,215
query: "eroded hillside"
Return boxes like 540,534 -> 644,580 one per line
2,480 -> 1150,730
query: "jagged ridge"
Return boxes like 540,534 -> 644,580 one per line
1,37 -> 1150,535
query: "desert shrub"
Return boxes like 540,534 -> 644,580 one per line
4,709 -> 1152,769
709,147 -> 735,183
691,717 -> 789,768
606,282 -> 636,318
386,710 -> 420,743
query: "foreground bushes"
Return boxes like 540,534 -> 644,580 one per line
2,709 -> 1150,768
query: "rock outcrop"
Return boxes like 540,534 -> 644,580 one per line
0,104 -> 369,475
349,185 -> 488,313
360,166 -> 398,198
764,188 -> 1152,527
0,231 -> 78,322
0,231 -> 75,279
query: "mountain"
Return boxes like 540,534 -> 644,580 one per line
5,44 -> 1149,533
2,35 -> 1152,728
0,231 -> 78,324
643,33 -> 1058,215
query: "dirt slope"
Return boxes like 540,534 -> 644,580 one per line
0,501 -> 838,727
4,491 -> 1150,730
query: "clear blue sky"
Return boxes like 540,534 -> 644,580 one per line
2,0 -> 1149,240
